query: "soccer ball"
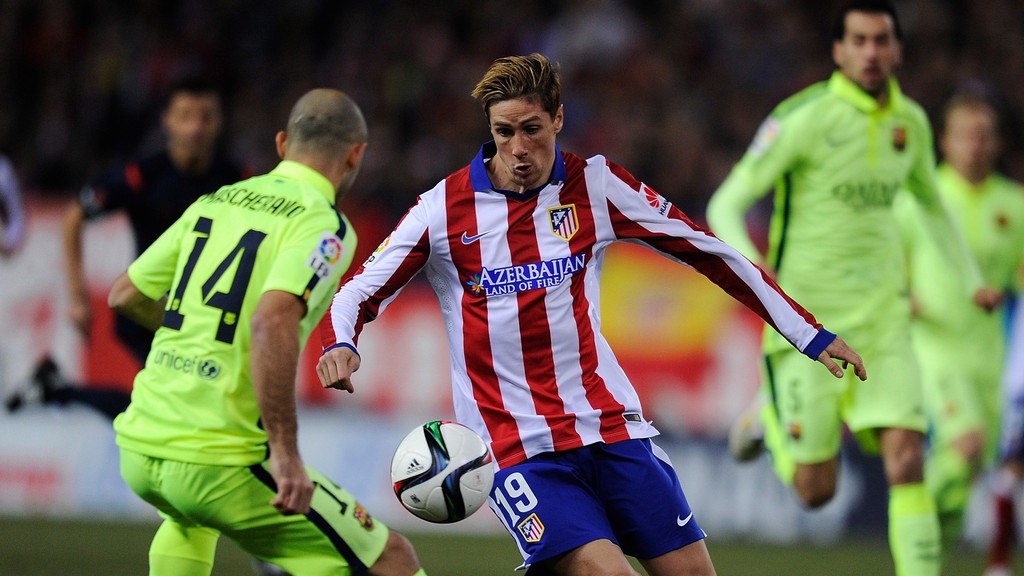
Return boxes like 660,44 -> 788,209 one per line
390,420 -> 494,523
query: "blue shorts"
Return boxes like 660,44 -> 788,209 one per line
487,438 -> 706,569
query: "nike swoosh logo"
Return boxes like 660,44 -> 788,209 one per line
461,231 -> 487,244
677,512 -> 693,527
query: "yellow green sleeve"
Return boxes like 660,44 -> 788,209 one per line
904,118 -> 984,295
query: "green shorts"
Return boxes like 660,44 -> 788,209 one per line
914,327 -> 1001,461
120,448 -> 389,575
765,324 -> 926,464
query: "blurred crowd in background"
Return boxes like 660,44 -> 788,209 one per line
1,0 -> 1022,229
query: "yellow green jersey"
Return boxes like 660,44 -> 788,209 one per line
899,165 -> 1024,333
896,164 -> 1024,383
707,71 -> 982,353
114,160 -> 356,465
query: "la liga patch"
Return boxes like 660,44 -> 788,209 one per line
307,232 -> 344,278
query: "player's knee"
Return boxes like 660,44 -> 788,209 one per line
793,462 -> 837,509
795,483 -> 835,509
954,430 -> 986,469
884,445 -> 925,485
368,530 -> 422,576
880,429 -> 926,484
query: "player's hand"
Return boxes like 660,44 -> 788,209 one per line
268,452 -> 314,515
316,346 -> 360,393
68,289 -> 93,338
973,286 -> 1003,312
817,336 -> 867,381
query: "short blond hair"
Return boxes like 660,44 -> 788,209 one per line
471,53 -> 561,121
940,90 -> 1001,137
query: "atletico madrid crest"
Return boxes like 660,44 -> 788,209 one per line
518,513 -> 545,542
548,205 -> 578,241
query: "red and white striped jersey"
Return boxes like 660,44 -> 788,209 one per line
325,143 -> 833,468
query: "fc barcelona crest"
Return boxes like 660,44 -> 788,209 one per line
548,205 -> 578,241
892,126 -> 907,152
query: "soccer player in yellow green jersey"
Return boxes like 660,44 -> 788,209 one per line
707,2 -> 999,575
107,89 -> 427,576
895,91 -> 1024,558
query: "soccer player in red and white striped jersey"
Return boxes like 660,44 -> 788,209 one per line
318,53 -> 865,576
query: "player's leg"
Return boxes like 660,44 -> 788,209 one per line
879,427 -> 941,576
639,540 -> 715,576
926,429 -> 983,543
727,384 -> 766,463
917,350 -> 986,545
842,317 -> 939,575
208,462 -> 423,576
491,443 -> 708,576
601,440 -> 713,576
118,448 -> 221,575
367,531 -> 426,576
792,458 -> 840,508
987,393 -> 1024,573
763,349 -> 845,506
491,452 -> 636,576
6,355 -> 132,418
148,521 -> 219,576
531,539 -> 641,576
986,463 -> 1021,575
988,299 -> 1024,573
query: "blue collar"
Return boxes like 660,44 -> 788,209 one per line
469,141 -> 567,198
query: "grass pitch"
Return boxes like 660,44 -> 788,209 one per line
0,515 -> 1016,575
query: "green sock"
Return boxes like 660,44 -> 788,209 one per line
413,569 -> 428,576
889,482 -> 941,576
925,448 -> 972,544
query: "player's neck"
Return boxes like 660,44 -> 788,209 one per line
168,145 -> 213,175
953,164 -> 991,187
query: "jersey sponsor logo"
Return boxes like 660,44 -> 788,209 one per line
307,232 -> 344,279
518,512 -> 545,543
677,511 -> 694,527
749,117 -> 780,156
151,347 -> 222,380
461,231 -> 488,244
788,421 -> 802,441
548,205 -> 578,241
830,179 -> 901,208
465,253 -> 586,297
197,359 -> 221,380
641,185 -> 671,216
892,126 -> 907,152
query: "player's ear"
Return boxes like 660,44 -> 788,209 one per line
275,131 -> 288,159
346,142 -> 367,170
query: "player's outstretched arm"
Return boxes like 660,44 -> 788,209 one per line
316,345 -> 360,394
817,336 -> 867,381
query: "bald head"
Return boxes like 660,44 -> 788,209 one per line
284,89 -> 367,161
277,89 -> 369,200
